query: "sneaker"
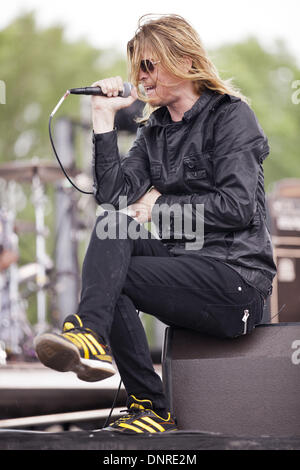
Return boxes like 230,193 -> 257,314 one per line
104,394 -> 177,433
34,314 -> 116,382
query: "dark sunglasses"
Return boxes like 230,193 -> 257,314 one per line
140,59 -> 160,73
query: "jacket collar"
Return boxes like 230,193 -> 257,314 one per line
148,88 -> 221,127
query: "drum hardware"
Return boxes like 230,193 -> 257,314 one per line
0,159 -> 81,357
0,158 -> 79,184
14,220 -> 37,235
0,204 -> 21,350
0,340 -> 7,365
18,263 -> 44,284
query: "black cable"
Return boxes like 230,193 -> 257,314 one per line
102,378 -> 123,429
269,303 -> 286,322
48,114 -> 93,195
101,309 -> 141,429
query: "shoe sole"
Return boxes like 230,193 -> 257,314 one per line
34,333 -> 116,382
103,427 -> 178,434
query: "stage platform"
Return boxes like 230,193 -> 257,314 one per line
1,361 -> 299,451
0,360 -> 129,421
1,428 -> 300,451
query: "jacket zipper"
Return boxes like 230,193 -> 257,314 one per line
242,309 -> 250,335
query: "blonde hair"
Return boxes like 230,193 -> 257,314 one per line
127,14 -> 249,121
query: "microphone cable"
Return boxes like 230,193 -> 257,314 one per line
102,309 -> 141,430
48,90 -> 93,194
48,83 -> 132,195
102,377 -> 123,429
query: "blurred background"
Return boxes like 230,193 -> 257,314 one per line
0,0 -> 300,430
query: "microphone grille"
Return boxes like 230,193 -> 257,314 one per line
122,82 -> 133,98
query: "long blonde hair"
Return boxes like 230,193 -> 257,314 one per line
127,14 -> 249,121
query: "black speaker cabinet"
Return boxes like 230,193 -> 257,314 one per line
270,248 -> 300,322
267,180 -> 300,322
162,324 -> 300,437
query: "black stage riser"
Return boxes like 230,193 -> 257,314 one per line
162,323 -> 300,438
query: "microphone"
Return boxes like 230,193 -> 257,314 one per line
69,82 -> 132,98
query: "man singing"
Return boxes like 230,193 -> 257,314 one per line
35,14 -> 276,433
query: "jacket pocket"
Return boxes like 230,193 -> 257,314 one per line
204,297 -> 264,339
150,163 -> 162,180
183,156 -> 211,191
185,168 -> 207,180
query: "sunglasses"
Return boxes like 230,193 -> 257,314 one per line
140,59 -> 160,73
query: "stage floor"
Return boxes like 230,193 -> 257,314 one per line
0,361 -> 129,419
1,428 -> 300,451
1,362 -> 299,451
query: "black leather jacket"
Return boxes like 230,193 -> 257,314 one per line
92,88 -> 276,298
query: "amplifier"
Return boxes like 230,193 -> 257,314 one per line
162,324 -> 300,437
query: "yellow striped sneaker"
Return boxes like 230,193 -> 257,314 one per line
34,314 -> 116,382
104,395 -> 177,434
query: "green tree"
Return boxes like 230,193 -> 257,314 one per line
0,12 -> 128,324
211,37 -> 300,189
0,11 -> 127,164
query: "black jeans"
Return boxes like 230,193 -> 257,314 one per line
76,212 -> 264,413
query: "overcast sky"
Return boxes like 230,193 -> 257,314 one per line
1,0 -> 300,66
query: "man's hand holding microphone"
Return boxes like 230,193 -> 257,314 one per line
90,76 -> 137,133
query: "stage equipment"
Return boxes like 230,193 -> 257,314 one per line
162,325 -> 300,437
268,179 -> 300,322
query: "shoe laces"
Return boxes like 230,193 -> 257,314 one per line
63,326 -> 108,350
63,325 -> 90,334
111,408 -> 150,426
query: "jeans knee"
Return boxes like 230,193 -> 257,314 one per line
95,211 -> 133,240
